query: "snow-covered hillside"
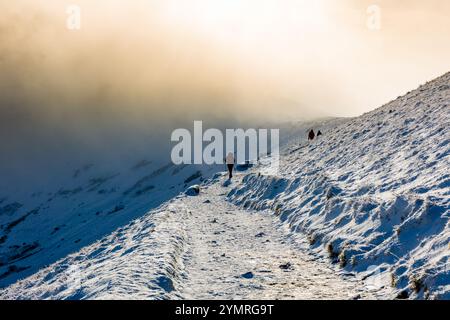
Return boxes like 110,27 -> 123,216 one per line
0,158 -> 219,288
228,72 -> 450,299
0,120 -> 324,290
0,72 -> 448,300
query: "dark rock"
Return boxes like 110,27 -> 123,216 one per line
185,185 -> 200,196
279,262 -> 294,271
131,159 -> 152,171
108,205 -> 125,214
156,276 -> 175,293
0,265 -> 30,280
396,290 -> 409,300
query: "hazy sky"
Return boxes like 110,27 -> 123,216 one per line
1,0 -> 449,185
1,0 -> 450,124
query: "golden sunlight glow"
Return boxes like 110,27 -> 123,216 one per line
160,0 -> 329,43
1,0 -> 450,121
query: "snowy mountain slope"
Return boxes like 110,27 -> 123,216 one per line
228,72 -> 450,299
0,194 -> 193,300
0,174 -> 378,300
0,120 -> 333,290
0,158 -> 219,288
0,72 -> 448,300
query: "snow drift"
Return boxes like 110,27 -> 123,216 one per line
228,72 -> 450,299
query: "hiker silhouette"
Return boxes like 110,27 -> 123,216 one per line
226,153 -> 235,180
308,129 -> 315,141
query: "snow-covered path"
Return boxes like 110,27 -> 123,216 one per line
0,175 -> 375,300
174,179 -> 373,300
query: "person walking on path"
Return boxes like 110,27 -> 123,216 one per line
226,152 -> 235,180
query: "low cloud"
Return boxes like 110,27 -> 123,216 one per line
0,1 -> 449,183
